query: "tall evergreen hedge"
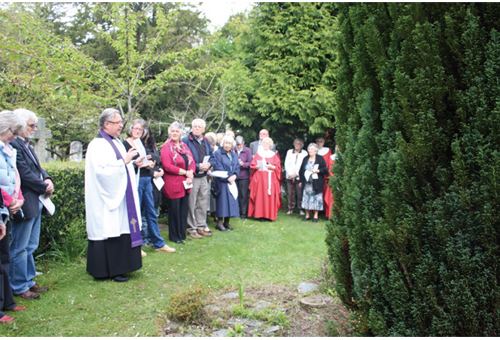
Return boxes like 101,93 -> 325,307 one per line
327,3 -> 500,336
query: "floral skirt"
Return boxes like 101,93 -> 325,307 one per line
301,181 -> 323,211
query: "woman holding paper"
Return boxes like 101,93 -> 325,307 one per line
161,122 -> 196,244
124,119 -> 174,254
248,137 -> 282,222
298,143 -> 328,223
211,135 -> 240,231
0,110 -> 26,323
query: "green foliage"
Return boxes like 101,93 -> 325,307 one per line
223,3 -> 338,150
48,219 -> 87,264
227,322 -> 245,337
231,304 -> 289,330
327,2 -> 500,336
167,284 -> 209,323
238,283 -> 244,307
37,161 -> 85,258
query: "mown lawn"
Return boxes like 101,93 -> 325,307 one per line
2,210 -> 328,336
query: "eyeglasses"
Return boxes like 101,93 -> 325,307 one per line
9,128 -> 18,136
27,124 -> 37,129
108,120 -> 123,125
132,127 -> 144,131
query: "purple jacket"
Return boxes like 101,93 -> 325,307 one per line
234,146 -> 252,179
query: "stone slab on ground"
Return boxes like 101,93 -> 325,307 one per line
205,305 -> 221,313
297,282 -> 319,293
211,329 -> 230,337
220,292 -> 238,299
300,295 -> 334,308
227,318 -> 249,327
253,300 -> 272,309
263,325 -> 281,335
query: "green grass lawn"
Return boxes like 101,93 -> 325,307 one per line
2,210 -> 328,336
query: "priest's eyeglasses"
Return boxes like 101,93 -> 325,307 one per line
108,120 -> 123,125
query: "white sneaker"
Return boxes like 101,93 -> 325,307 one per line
141,250 -> 147,258
299,210 -> 305,216
287,210 -> 293,215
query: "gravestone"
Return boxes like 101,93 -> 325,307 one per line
32,118 -> 53,163
69,141 -> 83,162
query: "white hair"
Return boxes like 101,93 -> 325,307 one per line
0,110 -> 24,135
221,135 -> 236,148
308,143 -> 319,152
191,118 -> 206,128
168,122 -> 183,134
13,108 -> 38,126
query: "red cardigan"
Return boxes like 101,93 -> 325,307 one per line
161,141 -> 196,199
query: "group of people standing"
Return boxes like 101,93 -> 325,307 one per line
284,136 -> 337,222
0,109 -> 53,324
0,107 -> 338,324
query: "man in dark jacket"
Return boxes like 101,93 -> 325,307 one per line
181,119 -> 213,239
234,136 -> 252,219
9,109 -> 53,300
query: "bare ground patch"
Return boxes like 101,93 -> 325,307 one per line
163,279 -> 351,337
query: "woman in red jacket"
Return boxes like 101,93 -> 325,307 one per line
161,122 -> 195,244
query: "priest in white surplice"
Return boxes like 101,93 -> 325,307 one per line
85,109 -> 145,282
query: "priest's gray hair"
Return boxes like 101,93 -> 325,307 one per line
13,108 -> 38,127
192,118 -> 206,128
126,118 -> 148,139
308,143 -> 319,152
0,110 -> 24,135
235,136 -> 244,145
221,135 -> 236,148
168,122 -> 183,134
100,109 -> 121,129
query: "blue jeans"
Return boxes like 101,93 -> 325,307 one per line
138,177 -> 166,249
9,202 -> 43,294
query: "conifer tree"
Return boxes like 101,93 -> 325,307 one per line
328,3 -> 500,336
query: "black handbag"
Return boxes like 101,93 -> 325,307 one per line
211,180 -> 220,198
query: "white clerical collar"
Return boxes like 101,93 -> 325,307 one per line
318,147 -> 330,156
258,149 -> 275,158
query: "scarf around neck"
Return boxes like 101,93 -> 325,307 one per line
167,138 -> 194,169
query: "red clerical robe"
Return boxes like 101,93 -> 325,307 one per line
319,148 -> 334,218
248,152 -> 282,221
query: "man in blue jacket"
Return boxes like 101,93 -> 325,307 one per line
181,119 -> 213,239
9,109 -> 53,300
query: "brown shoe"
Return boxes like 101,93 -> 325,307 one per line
198,230 -> 212,237
30,283 -> 49,293
14,290 -> 40,300
189,232 -> 202,239
154,245 -> 176,253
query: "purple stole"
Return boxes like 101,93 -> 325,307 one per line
99,130 -> 143,248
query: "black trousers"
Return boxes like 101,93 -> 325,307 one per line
0,222 -> 16,316
236,179 -> 250,217
167,193 -> 190,242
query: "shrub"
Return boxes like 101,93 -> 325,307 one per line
328,3 -> 500,336
36,161 -> 86,258
167,285 -> 209,323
